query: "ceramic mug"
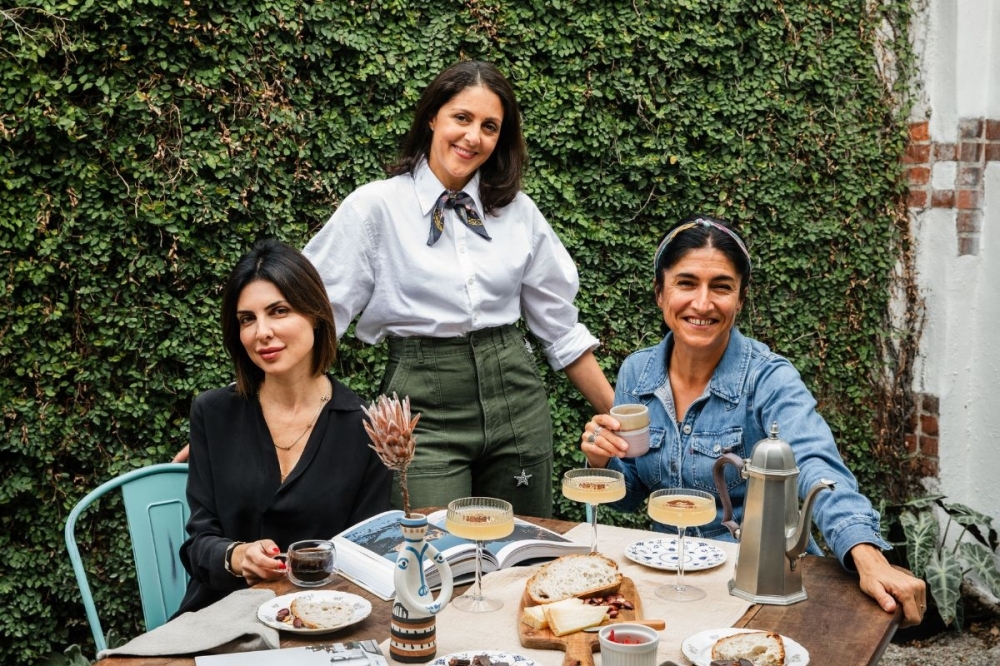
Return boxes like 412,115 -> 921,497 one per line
610,404 -> 650,457
278,539 -> 337,587
598,623 -> 660,666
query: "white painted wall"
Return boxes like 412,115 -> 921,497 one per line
910,0 -> 1000,520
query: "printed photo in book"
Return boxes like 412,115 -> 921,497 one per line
332,509 -> 589,600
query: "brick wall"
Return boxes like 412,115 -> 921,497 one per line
905,393 -> 939,477
906,118 -> 1000,256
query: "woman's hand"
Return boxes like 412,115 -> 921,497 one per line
233,539 -> 287,586
580,415 -> 629,468
850,543 -> 927,627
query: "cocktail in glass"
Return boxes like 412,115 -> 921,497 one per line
562,468 -> 626,554
647,488 -> 716,601
445,497 -> 514,612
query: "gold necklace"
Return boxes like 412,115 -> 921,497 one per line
269,392 -> 331,451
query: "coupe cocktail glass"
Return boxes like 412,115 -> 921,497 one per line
445,497 -> 514,612
647,488 -> 716,601
561,468 -> 626,554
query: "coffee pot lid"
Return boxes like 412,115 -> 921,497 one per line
748,422 -> 797,473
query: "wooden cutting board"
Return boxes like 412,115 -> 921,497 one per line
517,577 -> 643,666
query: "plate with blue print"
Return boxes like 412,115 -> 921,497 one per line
624,537 -> 727,571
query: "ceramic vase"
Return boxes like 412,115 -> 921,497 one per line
389,513 -> 455,663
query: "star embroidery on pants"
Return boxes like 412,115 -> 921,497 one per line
514,470 -> 532,486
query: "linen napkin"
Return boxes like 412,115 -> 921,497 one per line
97,588 -> 280,660
379,523 -> 750,664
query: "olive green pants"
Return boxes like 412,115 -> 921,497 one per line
381,325 -> 554,518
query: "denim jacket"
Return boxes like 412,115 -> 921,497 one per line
606,328 -> 889,565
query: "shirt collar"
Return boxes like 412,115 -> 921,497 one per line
413,159 -> 484,216
632,328 -> 751,405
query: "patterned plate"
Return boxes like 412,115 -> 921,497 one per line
624,537 -> 727,571
429,651 -> 537,666
682,627 -> 809,665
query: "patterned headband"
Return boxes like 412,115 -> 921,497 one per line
653,218 -> 752,274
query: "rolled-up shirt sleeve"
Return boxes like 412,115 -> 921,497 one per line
519,211 -> 599,370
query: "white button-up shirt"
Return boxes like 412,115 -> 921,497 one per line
303,161 -> 598,370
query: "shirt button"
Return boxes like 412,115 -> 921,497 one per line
713,444 -> 721,453
459,244 -> 466,253
683,424 -> 692,434
467,277 -> 474,285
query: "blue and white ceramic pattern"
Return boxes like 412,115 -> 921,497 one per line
624,537 -> 727,571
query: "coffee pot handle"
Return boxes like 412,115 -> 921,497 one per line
712,452 -> 746,539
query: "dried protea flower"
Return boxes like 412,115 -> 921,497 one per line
362,392 -> 420,517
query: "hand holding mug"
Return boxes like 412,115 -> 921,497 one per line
275,539 -> 337,588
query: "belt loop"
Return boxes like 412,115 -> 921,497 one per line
415,338 -> 424,364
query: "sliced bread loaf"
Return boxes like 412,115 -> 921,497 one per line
290,596 -> 354,630
710,631 -> 785,666
525,553 -> 622,605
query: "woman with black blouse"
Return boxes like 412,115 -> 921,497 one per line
175,239 -> 391,614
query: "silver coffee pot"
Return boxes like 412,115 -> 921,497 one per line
712,422 -> 835,605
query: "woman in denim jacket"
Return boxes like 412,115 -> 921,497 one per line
581,214 -> 926,626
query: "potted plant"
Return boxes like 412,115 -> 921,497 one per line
892,494 -> 1000,628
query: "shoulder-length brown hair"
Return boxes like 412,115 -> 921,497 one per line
221,238 -> 337,398
387,60 -> 527,215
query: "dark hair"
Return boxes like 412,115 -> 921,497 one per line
221,239 -> 337,398
653,214 -> 752,302
387,60 -> 527,215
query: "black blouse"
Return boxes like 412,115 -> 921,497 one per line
176,375 -> 391,614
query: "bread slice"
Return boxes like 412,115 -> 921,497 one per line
710,631 -> 785,666
290,596 -> 354,630
525,554 -> 622,604
544,604 -> 610,636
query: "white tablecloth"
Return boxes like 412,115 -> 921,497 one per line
381,523 -> 750,665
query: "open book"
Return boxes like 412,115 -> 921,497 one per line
331,509 -> 589,600
195,640 -> 387,665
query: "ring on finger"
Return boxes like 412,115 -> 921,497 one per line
587,433 -> 596,443
594,425 -> 602,439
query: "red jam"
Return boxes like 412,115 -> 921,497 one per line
607,629 -> 650,645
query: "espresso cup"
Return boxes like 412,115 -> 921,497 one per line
610,404 -> 650,457
279,539 -> 336,588
598,623 -> 659,666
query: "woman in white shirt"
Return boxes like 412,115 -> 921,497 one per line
303,60 -> 613,517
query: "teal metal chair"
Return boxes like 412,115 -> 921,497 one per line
64,463 -> 190,653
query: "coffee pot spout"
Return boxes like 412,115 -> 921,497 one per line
785,478 -> 836,565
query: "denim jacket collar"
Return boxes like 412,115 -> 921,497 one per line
624,328 -> 752,405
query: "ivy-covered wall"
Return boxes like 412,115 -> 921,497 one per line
0,1 -> 918,661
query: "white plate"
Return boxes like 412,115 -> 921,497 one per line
682,627 -> 810,666
624,537 -> 727,571
429,651 -> 538,666
257,590 -> 371,634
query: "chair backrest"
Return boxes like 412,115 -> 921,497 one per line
64,463 -> 190,653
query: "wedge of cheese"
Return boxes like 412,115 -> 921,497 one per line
545,604 -> 610,636
520,597 -> 585,629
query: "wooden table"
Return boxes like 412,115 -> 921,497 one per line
96,516 -> 901,666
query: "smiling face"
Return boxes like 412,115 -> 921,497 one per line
237,279 -> 316,380
427,85 -> 504,191
656,247 -> 744,357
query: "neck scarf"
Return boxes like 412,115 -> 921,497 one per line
428,190 -> 492,246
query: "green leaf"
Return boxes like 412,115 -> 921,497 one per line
957,542 -> 1000,599
926,550 -> 964,627
899,510 -> 938,578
